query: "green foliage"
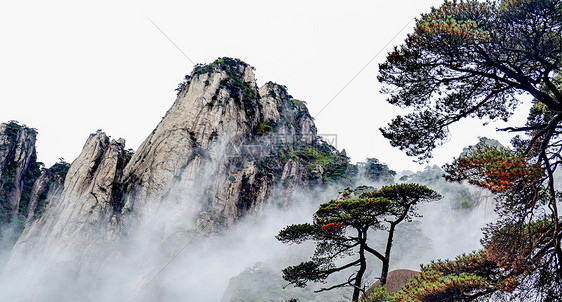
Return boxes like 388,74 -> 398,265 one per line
315,197 -> 391,227
481,218 -> 558,295
0,121 -> 50,246
255,121 -> 274,135
304,142 -> 355,184
443,141 -> 561,299
18,158 -> 42,219
455,189 -> 474,210
48,159 -> 71,178
339,186 -> 376,200
18,159 -> 68,227
0,121 -> 36,153
122,149 -> 134,168
281,261 -> 328,287
393,251 -> 503,302
2,161 -> 16,184
276,223 -> 318,244
359,286 -> 392,302
209,57 -> 261,116
261,139 -> 354,186
174,74 -> 191,94
445,144 -> 543,193
361,183 -> 439,199
359,183 -> 445,248
295,146 -> 338,171
289,99 -> 307,110
323,161 -> 355,184
3,121 -> 21,145
364,158 -> 396,184
359,184 -> 443,218
192,63 -> 214,76
390,218 -> 560,302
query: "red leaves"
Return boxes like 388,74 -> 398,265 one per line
319,222 -> 344,230
446,147 -> 543,193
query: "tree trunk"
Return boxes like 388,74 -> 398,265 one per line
352,231 -> 367,301
380,259 -> 389,286
381,217 -> 401,286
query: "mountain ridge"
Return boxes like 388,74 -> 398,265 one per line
4,58 -> 356,290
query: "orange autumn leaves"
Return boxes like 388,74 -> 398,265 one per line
446,147 -> 543,193
320,222 -> 344,230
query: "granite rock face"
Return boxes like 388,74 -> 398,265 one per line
364,269 -> 420,295
25,170 -> 64,226
12,58 -> 347,258
13,132 -> 127,257
119,59 -> 267,227
4,59 -> 354,302
117,58 -> 322,230
0,122 -> 39,224
0,121 -> 73,250
118,58 -> 335,231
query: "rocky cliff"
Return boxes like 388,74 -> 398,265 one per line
0,122 -> 39,224
24,163 -> 66,226
0,122 -> 71,236
10,57 -> 353,263
13,133 -> 127,256
116,58 -> 343,231
0,121 -> 52,246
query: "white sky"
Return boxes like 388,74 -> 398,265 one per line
0,0 -> 532,171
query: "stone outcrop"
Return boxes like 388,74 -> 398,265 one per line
119,59 -> 267,224
115,58 -> 326,230
0,122 -> 40,224
25,169 -> 65,226
364,269 -> 420,296
12,132 -> 127,257
0,121 -> 73,251
11,58 -> 352,259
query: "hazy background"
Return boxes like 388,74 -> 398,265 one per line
0,169 -> 496,301
0,0 -> 532,171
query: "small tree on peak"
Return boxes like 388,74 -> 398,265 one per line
277,184 -> 442,301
